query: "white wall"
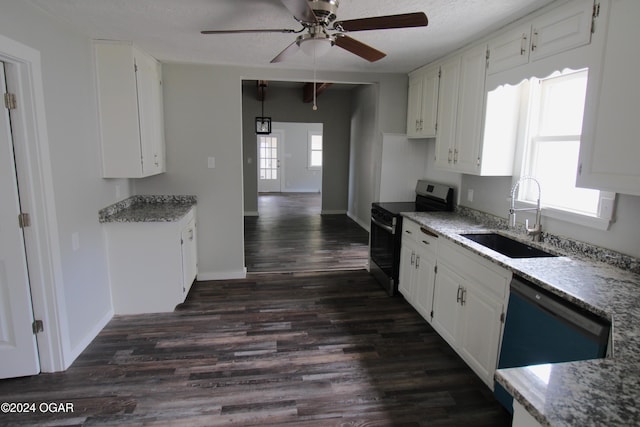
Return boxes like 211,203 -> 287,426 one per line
348,84 -> 379,229
0,1 -> 130,368
272,121 -> 323,193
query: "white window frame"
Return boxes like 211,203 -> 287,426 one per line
308,131 -> 322,170
514,69 -> 616,231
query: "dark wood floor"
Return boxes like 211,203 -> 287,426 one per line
244,193 -> 369,273
0,271 -> 510,426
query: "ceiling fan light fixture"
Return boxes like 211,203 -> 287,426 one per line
297,33 -> 335,58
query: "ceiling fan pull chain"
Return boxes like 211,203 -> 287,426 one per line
313,48 -> 318,111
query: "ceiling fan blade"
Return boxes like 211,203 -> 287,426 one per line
335,35 -> 386,62
270,40 -> 300,63
334,12 -> 428,32
280,0 -> 317,23
201,29 -> 297,34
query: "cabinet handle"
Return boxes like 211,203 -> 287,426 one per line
420,227 -> 438,238
419,119 -> 424,131
416,119 -> 420,131
405,229 -> 412,235
461,288 -> 467,306
189,228 -> 194,241
520,34 -> 528,55
456,286 -> 462,304
411,252 -> 415,266
421,240 -> 430,245
448,149 -> 453,163
531,30 -> 538,52
453,149 -> 459,163
415,255 -> 420,269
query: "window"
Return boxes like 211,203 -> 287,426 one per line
517,69 -> 615,228
308,132 -> 322,170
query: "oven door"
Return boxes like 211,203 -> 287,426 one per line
369,212 -> 399,295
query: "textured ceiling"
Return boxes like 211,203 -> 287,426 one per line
26,0 -> 557,73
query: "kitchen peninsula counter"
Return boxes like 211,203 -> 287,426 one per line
402,209 -> 640,427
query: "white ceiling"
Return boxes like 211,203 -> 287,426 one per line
26,0 -> 557,74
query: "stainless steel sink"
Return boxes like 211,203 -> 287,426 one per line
460,233 -> 557,258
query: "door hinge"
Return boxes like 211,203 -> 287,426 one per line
500,312 -> 505,323
591,1 -> 601,33
4,92 -> 17,110
434,265 -> 438,274
18,212 -> 31,228
430,310 -> 434,318
32,320 -> 44,334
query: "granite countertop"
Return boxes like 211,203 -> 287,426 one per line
402,210 -> 640,427
99,195 -> 197,223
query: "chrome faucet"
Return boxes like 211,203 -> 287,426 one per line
509,177 -> 542,241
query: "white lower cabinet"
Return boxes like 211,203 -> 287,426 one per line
513,400 -> 543,427
105,207 -> 198,314
399,219 -> 437,321
432,239 -> 511,389
401,218 -> 511,390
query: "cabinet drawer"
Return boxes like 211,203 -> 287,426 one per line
402,219 -> 439,249
439,240 -> 510,299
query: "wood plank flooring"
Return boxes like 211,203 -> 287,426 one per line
244,193 -> 369,273
0,270 -> 510,426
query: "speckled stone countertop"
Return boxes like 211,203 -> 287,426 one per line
402,210 -> 640,427
99,195 -> 197,223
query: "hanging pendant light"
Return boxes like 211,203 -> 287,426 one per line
255,80 -> 272,134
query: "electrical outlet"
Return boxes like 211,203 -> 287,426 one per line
467,189 -> 474,202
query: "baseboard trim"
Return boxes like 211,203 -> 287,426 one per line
198,268 -> 247,281
64,308 -> 113,370
321,209 -> 347,215
347,211 -> 370,232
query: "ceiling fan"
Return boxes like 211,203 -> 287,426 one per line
201,0 -> 428,63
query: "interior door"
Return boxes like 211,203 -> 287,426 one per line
0,62 -> 40,378
257,131 -> 282,193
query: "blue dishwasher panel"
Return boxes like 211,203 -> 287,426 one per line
495,277 -> 609,413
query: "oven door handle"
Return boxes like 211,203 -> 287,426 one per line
371,216 -> 395,234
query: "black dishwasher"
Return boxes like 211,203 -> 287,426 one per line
495,275 -> 610,413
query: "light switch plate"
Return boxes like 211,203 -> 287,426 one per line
208,157 -> 215,169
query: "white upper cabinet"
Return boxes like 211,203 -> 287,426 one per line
435,44 -> 517,176
578,0 -> 640,196
488,0 -> 595,75
407,64 -> 440,138
94,41 -> 165,178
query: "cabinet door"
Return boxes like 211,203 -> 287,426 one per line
135,50 -> 165,177
398,240 -> 417,302
180,217 -> 198,300
453,44 -> 487,174
418,65 -> 440,138
406,73 -> 423,138
457,282 -> 504,388
529,0 -> 594,62
578,0 -> 640,196
431,262 -> 463,349
434,56 -> 460,170
414,244 -> 436,322
487,24 -> 531,75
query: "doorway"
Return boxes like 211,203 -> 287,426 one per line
0,61 -> 40,378
257,130 -> 283,193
